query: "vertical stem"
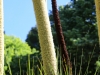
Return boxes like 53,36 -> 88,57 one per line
51,0 -> 72,74
0,0 -> 4,75
32,0 -> 57,75
95,0 -> 100,46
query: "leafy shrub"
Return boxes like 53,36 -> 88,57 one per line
4,35 -> 39,75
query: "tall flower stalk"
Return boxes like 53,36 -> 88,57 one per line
51,0 -> 72,74
0,0 -> 4,75
95,0 -> 100,45
32,0 -> 57,75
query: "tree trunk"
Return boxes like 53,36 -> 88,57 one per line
32,0 -> 57,75
0,0 -> 4,75
95,0 -> 100,46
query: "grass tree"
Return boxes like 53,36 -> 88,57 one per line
32,0 -> 57,75
95,0 -> 100,45
0,0 -> 4,75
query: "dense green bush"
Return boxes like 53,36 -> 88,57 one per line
4,35 -> 40,75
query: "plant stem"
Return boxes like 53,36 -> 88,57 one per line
95,0 -> 100,46
0,0 -> 4,75
51,0 -> 72,74
32,0 -> 57,75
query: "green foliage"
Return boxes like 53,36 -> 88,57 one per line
26,27 -> 40,50
95,56 -> 100,75
4,35 -> 39,75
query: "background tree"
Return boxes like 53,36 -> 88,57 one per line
4,35 -> 39,75
26,27 -> 40,50
26,0 -> 100,74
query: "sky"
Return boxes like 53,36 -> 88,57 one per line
4,0 -> 70,42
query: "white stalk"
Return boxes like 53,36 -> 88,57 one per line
0,0 -> 4,75
32,0 -> 57,75
95,0 -> 100,45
